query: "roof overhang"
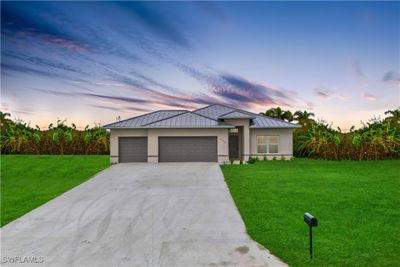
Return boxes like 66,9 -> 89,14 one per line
104,126 -> 235,129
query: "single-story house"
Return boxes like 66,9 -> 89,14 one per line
103,104 -> 301,163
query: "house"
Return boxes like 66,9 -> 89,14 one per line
103,104 -> 301,163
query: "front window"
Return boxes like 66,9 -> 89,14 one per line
257,136 -> 279,154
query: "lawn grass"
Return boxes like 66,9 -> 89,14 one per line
1,155 -> 110,226
221,159 -> 399,267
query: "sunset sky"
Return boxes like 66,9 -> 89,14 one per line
1,1 -> 399,131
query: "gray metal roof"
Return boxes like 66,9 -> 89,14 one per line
103,110 -> 187,128
250,115 -> 301,128
193,104 -> 235,120
218,110 -> 255,119
192,104 -> 300,128
103,104 -> 300,129
145,111 -> 233,128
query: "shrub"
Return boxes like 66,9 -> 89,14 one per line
280,156 -> 286,161
247,157 -> 256,164
272,156 -> 277,160
263,156 -> 268,161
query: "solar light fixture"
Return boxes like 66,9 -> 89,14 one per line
304,213 -> 318,259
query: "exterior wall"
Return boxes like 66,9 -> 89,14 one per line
249,128 -> 293,160
109,127 -> 293,163
109,129 -> 148,163
109,128 -> 229,163
223,119 -> 250,161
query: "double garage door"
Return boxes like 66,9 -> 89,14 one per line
119,137 -> 217,163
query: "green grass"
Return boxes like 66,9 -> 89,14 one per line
221,159 -> 399,267
1,155 -> 110,226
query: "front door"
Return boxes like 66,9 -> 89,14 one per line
229,135 -> 239,160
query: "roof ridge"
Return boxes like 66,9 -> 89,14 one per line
103,110 -> 188,128
102,109 -> 162,128
143,110 -> 190,126
189,111 -> 222,122
191,103 -> 218,113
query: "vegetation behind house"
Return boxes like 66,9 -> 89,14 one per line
1,108 -> 399,160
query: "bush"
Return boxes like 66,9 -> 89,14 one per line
1,113 -> 109,155
247,157 -> 256,164
280,156 -> 286,161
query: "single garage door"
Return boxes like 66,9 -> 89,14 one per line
159,137 -> 217,162
119,137 -> 147,162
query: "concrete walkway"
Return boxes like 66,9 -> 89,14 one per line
1,163 -> 287,267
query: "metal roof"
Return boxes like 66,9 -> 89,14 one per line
192,104 -> 300,129
250,115 -> 301,128
192,104 -> 235,120
103,110 -> 187,128
218,110 -> 255,119
145,111 -> 233,128
103,104 -> 300,129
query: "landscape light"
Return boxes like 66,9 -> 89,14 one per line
304,212 -> 318,259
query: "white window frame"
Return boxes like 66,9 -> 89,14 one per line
256,135 -> 279,154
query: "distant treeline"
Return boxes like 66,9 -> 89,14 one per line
260,107 -> 400,160
1,108 -> 399,160
0,112 -> 109,155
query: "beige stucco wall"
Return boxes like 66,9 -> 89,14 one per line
109,127 -> 293,163
250,128 -> 293,160
109,128 -> 229,163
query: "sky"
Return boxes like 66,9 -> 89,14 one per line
1,1 -> 399,131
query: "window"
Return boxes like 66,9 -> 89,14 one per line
257,136 -> 279,154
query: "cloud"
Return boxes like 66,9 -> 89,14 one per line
174,63 -> 294,108
314,88 -> 334,98
117,2 -> 190,48
363,92 -> 377,101
1,62 -> 78,81
350,59 -> 368,87
1,2 -> 88,52
3,50 -> 88,76
314,87 -> 348,101
382,71 -> 400,86
89,104 -> 150,113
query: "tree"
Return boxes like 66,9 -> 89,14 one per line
384,108 -> 400,125
294,110 -> 315,127
261,107 -> 293,122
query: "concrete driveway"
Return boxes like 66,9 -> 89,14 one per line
1,163 -> 287,267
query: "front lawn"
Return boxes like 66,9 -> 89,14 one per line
1,155 -> 110,226
221,159 -> 399,267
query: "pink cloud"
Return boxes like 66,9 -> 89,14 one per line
363,92 -> 377,101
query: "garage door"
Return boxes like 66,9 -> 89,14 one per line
159,137 -> 217,162
119,137 -> 147,163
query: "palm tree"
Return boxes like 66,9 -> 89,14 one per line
282,110 -> 293,122
294,110 -> 315,127
261,107 -> 293,121
384,108 -> 400,125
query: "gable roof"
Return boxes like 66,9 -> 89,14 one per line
192,104 -> 235,120
218,110 -> 255,119
103,110 -> 186,128
145,111 -> 233,128
103,104 -> 300,129
193,104 -> 301,128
